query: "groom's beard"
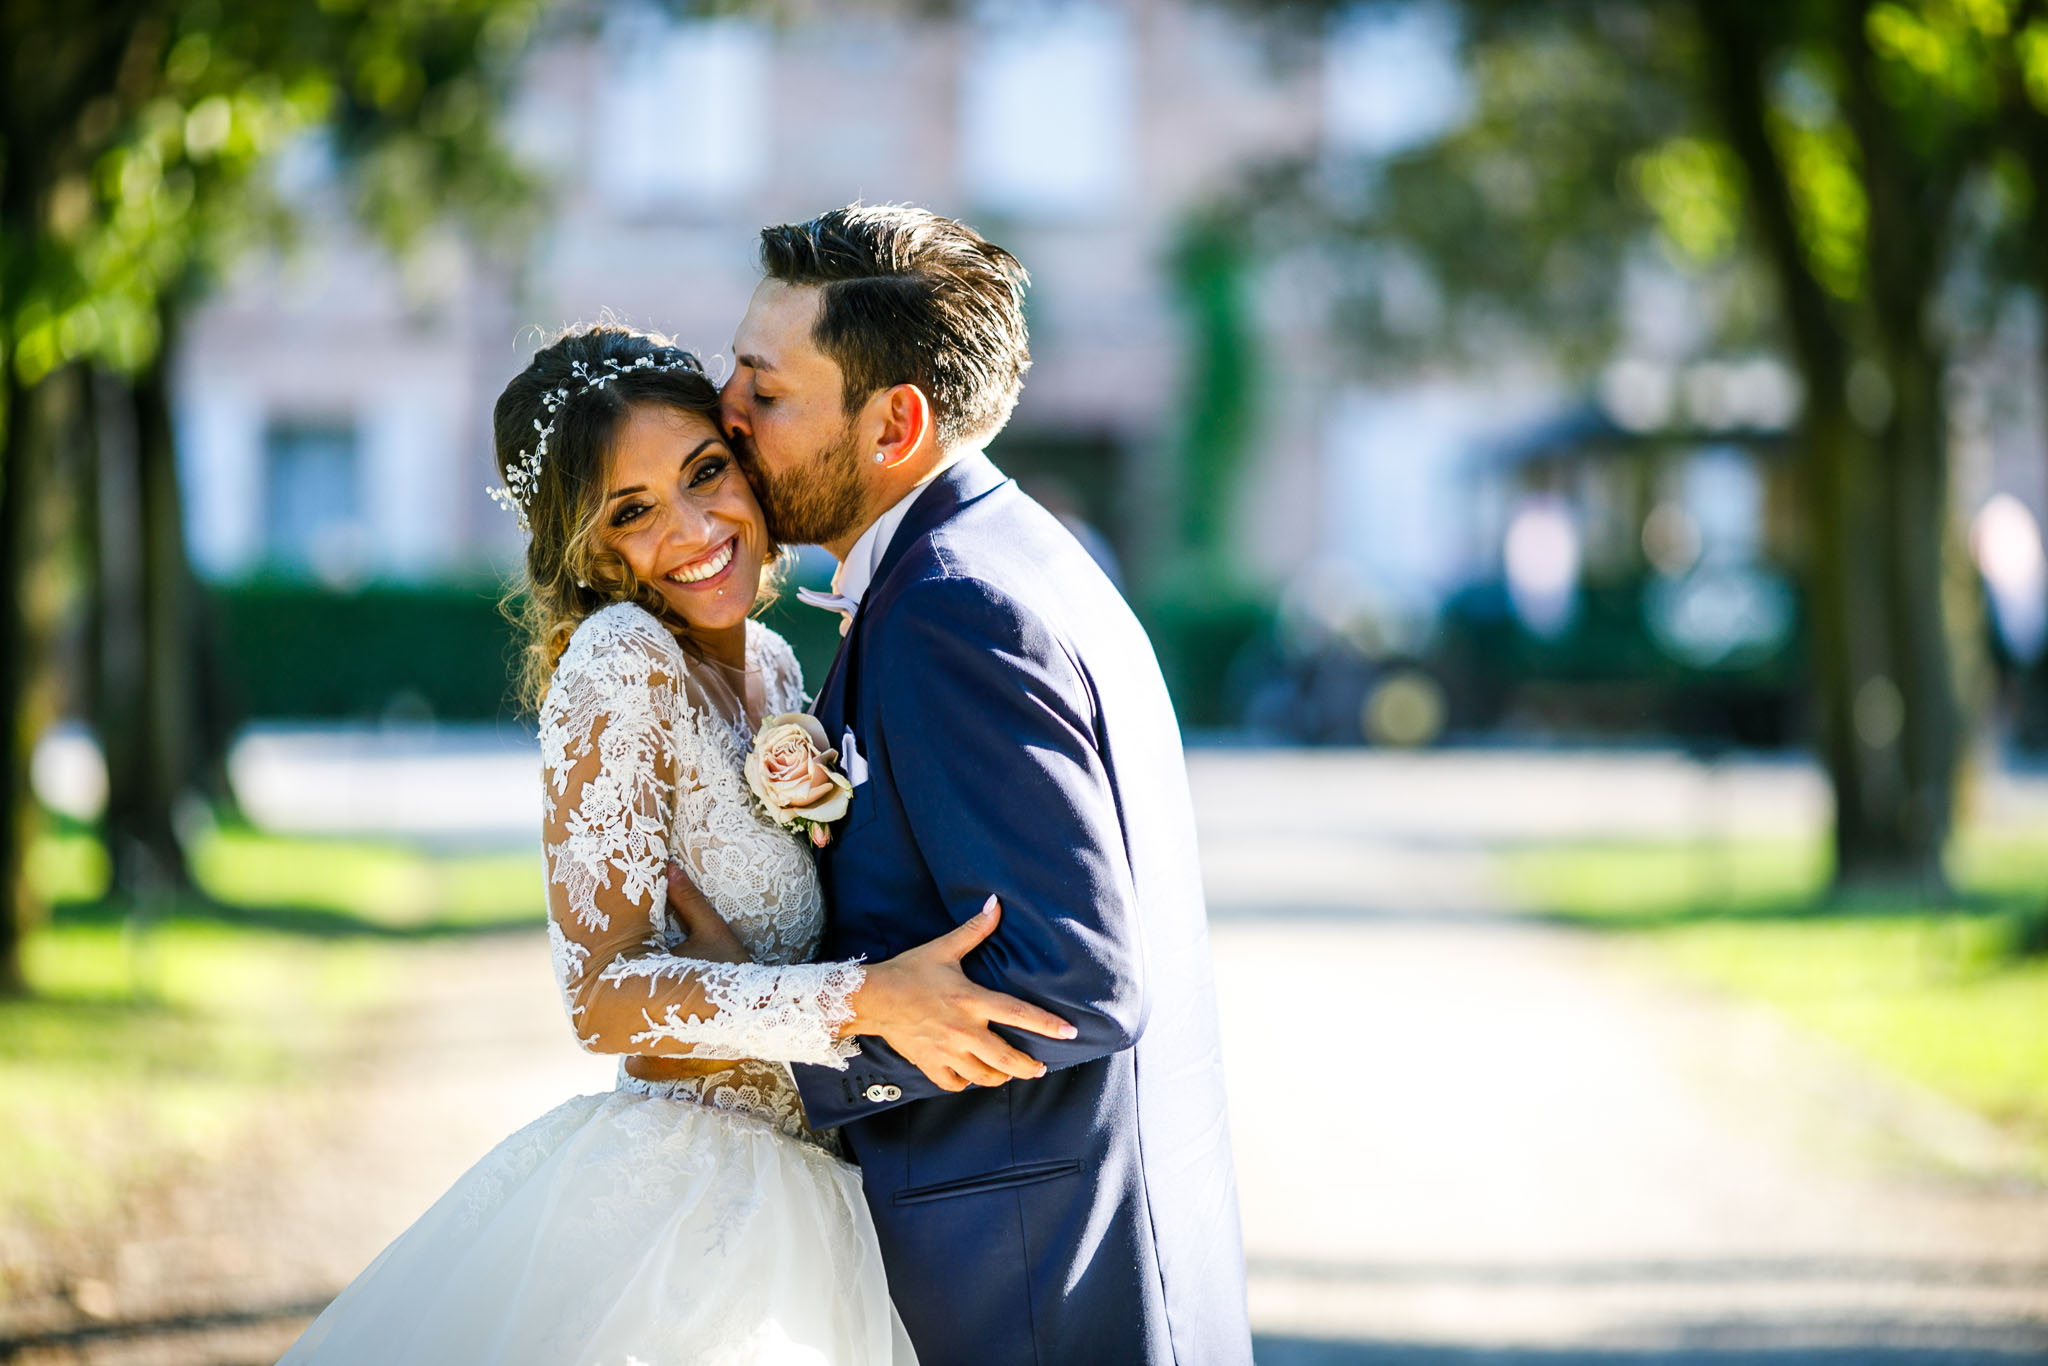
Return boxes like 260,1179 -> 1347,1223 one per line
741,418 -> 868,548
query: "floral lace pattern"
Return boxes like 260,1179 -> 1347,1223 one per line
538,605 -> 862,1106
616,1061 -> 844,1156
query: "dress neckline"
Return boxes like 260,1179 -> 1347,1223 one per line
670,621 -> 769,739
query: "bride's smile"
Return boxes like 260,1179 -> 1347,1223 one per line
662,536 -> 735,585
599,402 -> 770,658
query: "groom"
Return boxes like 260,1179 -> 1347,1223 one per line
721,204 -> 1252,1366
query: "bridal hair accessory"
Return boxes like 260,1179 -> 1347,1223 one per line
487,351 -> 700,531
745,714 -> 854,848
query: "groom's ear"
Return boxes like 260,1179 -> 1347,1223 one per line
870,383 -> 935,470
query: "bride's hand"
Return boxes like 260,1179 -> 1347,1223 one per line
846,897 -> 1077,1093
666,863 -> 752,964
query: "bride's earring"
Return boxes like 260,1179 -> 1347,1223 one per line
872,450 -> 886,463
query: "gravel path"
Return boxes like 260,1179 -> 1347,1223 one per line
1196,754 -> 2048,1363
1,935 -> 612,1366
5,750 -> 2045,1364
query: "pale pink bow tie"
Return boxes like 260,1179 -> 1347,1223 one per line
795,586 -> 858,636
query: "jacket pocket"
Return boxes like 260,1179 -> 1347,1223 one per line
834,782 -> 881,838
890,1159 -> 1081,1206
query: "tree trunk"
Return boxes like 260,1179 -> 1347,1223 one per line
1694,0 -> 1931,891
0,369 -> 80,995
1844,7 -> 1969,894
1872,343 -> 1964,892
135,329 -> 196,893
0,375 -> 38,995
90,368 -> 151,901
91,361 -> 197,903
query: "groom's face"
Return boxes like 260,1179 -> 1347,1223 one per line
722,280 -> 869,547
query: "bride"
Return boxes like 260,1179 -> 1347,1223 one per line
277,325 -> 1073,1366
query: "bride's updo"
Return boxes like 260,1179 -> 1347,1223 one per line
492,324 -> 761,714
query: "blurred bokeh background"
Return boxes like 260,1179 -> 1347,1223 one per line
3,1 -> 2048,1362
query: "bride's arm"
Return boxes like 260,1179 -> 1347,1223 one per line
539,623 -> 864,1069
661,865 -> 1079,1084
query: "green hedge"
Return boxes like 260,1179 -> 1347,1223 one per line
1140,592 -> 1276,731
208,577 -> 1268,731
211,579 -> 526,721
209,579 -> 859,723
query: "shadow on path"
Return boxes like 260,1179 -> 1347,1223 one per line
1253,1336 -> 2048,1366
1248,1257 -> 2048,1289
0,1297 -> 328,1362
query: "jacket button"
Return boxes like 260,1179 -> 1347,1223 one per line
882,1084 -> 903,1101
864,1084 -> 889,1102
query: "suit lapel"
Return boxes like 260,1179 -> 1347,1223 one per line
811,634 -> 850,732
806,453 -> 1009,743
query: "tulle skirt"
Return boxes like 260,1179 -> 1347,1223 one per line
278,1086 -> 917,1365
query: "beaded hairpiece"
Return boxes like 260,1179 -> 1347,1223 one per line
487,351 -> 701,532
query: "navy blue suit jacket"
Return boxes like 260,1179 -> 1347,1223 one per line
792,454 -> 1252,1366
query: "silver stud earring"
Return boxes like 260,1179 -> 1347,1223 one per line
873,451 -> 886,463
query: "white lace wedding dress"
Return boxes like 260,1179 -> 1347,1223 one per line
279,603 -> 917,1366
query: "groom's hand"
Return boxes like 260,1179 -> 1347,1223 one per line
845,897 -> 1078,1091
666,863 -> 752,964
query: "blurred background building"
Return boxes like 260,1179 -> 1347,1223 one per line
176,1 -> 1350,683
160,0 -> 2048,754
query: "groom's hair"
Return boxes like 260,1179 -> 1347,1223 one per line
758,203 -> 1031,448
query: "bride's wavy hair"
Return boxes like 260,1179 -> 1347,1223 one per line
493,323 -> 782,715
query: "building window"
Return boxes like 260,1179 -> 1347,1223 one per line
593,9 -> 770,213
961,1 -> 1133,220
264,418 -> 366,584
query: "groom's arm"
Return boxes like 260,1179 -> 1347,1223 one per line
794,573 -> 1147,1128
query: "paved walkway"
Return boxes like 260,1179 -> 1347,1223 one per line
1195,754 -> 2048,1363
6,750 -> 2046,1364
2,935 -> 611,1366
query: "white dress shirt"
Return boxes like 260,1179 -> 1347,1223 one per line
796,454 -> 964,634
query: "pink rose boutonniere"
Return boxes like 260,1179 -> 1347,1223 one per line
745,714 -> 855,848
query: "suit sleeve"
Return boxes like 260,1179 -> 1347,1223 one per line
794,574 -> 1146,1126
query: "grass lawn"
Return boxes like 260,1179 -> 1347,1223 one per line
32,820 -> 545,934
2,817 -> 547,1247
1501,829 -> 2048,1157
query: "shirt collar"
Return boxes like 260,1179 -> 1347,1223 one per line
830,451 -> 966,610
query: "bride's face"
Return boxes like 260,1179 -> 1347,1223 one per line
599,402 -> 769,637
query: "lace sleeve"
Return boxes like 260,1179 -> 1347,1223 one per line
539,606 -> 863,1069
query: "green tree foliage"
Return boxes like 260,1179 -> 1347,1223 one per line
1239,0 -> 2048,893
0,0 -> 547,992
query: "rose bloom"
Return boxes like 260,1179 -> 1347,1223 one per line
745,714 -> 854,836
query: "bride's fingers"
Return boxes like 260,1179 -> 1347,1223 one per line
929,896 -> 1001,961
974,988 -> 1076,1042
969,1030 -> 1047,1081
951,1054 -> 1013,1089
925,1064 -> 972,1093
